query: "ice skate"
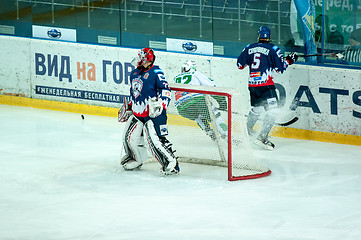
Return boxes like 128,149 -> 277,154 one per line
254,136 -> 275,150
160,160 -> 180,175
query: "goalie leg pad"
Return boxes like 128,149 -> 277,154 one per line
122,116 -> 148,169
144,120 -> 179,173
121,155 -> 143,170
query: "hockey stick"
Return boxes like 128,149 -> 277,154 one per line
221,95 -> 300,127
237,97 -> 300,127
236,113 -> 299,127
274,97 -> 299,126
299,53 -> 344,59
275,116 -> 299,126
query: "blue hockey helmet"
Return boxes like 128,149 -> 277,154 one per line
258,26 -> 271,40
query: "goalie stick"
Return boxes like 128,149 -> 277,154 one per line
299,53 -> 344,59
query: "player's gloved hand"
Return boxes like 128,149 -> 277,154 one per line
286,52 -> 298,65
118,107 -> 132,122
118,97 -> 132,122
149,97 -> 163,118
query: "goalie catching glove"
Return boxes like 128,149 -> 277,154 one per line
149,97 -> 163,118
286,52 -> 298,65
118,97 -> 132,122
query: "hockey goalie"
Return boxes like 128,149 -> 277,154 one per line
118,47 -> 180,175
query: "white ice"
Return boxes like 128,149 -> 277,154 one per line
0,105 -> 360,240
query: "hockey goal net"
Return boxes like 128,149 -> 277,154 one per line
167,83 -> 271,181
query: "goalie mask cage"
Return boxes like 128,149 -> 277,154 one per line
167,83 -> 271,181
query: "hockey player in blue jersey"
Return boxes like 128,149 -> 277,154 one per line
118,48 -> 179,175
237,26 -> 298,150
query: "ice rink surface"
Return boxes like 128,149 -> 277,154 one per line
0,104 -> 360,240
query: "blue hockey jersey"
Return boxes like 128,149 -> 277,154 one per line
237,42 -> 289,87
129,65 -> 171,118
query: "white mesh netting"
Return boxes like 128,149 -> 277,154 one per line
166,83 -> 271,181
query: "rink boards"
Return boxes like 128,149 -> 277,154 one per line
0,35 -> 360,146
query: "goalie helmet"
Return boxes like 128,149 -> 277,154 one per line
137,48 -> 155,67
181,60 -> 196,73
258,26 -> 271,41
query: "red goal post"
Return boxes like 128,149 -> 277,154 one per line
167,83 -> 271,181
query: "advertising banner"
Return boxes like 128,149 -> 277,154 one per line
29,40 -> 137,107
0,35 -> 360,138
32,25 -> 77,42
166,38 -> 213,55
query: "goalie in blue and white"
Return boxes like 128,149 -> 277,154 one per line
118,48 -> 179,175
173,60 -> 228,140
